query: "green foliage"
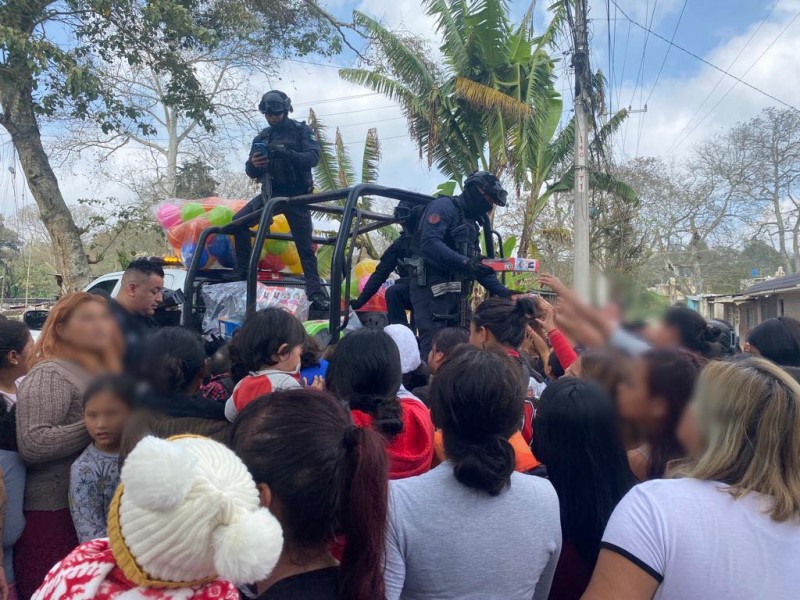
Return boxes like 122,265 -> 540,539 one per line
434,181 -> 458,196
175,159 -> 218,198
345,0 -> 634,257
0,0 -> 340,139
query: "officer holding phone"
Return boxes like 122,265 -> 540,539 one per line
233,90 -> 328,311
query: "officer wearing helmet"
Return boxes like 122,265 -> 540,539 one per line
233,90 -> 328,311
411,171 -> 513,355
350,201 -> 422,327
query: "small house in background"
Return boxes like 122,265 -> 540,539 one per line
696,271 -> 800,341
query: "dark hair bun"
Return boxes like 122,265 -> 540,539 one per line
452,436 -> 515,496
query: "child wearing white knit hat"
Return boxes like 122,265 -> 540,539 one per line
32,435 -> 284,600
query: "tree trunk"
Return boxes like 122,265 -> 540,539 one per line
0,78 -> 93,292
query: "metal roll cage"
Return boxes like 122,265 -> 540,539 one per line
183,185 -> 502,344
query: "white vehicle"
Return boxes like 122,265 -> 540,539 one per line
27,265 -> 187,340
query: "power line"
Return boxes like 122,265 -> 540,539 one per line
633,0 -> 661,157
314,104 -> 399,118
294,92 -> 379,107
671,8 -> 800,153
664,0 -> 781,155
610,0 -> 800,113
644,0 -> 688,106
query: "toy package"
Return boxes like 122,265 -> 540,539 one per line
481,257 -> 540,273
201,281 -> 311,336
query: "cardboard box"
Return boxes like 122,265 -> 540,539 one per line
481,257 -> 540,272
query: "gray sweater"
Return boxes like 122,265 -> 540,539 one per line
385,462 -> 562,600
16,360 -> 92,511
0,451 -> 25,583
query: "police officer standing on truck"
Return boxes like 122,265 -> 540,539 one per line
411,171 -> 513,356
233,90 -> 329,312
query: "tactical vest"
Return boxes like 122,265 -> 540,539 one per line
265,120 -> 314,194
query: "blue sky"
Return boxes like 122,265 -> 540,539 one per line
2,0 -> 799,215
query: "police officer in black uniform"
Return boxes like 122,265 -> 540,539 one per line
411,171 -> 512,355
234,90 -> 329,311
350,201 -> 419,327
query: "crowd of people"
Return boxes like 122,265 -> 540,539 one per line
0,253 -> 797,599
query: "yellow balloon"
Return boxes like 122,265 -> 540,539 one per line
287,261 -> 304,274
270,214 -> 291,234
280,243 -> 300,266
354,259 -> 379,278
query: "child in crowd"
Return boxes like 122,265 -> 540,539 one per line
299,334 -> 329,386
200,345 -> 235,403
232,389 -> 388,600
384,346 -> 561,600
69,375 -> 134,543
36,435 -> 283,599
226,308 -> 306,422
326,327 -> 434,479
414,326 -> 469,405
137,327 -> 226,421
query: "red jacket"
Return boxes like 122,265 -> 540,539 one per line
351,392 -> 434,479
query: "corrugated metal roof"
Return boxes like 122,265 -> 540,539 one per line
744,272 -> 800,294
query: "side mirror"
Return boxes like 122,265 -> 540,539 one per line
23,310 -> 49,331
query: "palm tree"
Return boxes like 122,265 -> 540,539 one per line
307,108 -> 384,262
342,0 -> 636,258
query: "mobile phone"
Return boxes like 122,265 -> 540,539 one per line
252,142 -> 268,156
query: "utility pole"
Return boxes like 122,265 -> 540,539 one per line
570,0 -> 592,298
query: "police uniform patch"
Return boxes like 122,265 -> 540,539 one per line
427,213 -> 442,224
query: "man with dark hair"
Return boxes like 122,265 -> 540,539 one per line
234,89 -> 328,311
111,258 -> 165,371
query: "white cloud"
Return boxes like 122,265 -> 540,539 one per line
614,2 -> 800,159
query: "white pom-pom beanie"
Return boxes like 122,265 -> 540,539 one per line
107,435 -> 283,589
385,324 -> 422,374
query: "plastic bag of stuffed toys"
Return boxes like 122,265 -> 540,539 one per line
155,198 -> 315,275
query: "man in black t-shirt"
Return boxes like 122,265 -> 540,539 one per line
110,259 -> 164,372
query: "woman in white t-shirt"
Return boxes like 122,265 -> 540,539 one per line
583,357 -> 800,600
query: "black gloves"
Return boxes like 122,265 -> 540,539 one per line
465,256 -> 495,278
268,145 -> 289,159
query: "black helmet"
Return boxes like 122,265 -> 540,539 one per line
464,171 -> 507,207
258,90 -> 293,115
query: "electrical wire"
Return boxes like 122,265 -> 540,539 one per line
644,0 -> 688,106
664,0 -> 782,155
610,0 -> 800,112
668,4 -> 798,153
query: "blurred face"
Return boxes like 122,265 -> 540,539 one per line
677,402 -> 704,459
84,390 -> 131,452
124,274 -> 164,317
617,358 -> 662,428
649,322 -> 681,349
58,301 -> 115,352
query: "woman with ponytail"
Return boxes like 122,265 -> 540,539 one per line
467,296 -> 546,469
232,389 -> 388,600
326,328 -> 434,479
384,346 -> 561,600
